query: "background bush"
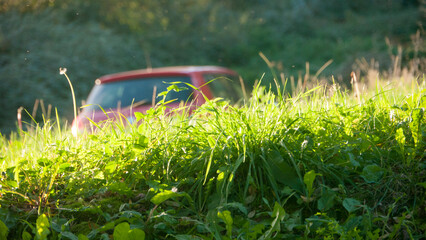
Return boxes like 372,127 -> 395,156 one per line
0,0 -> 424,134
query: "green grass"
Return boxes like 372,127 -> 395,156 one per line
0,75 -> 425,239
0,1 -> 423,134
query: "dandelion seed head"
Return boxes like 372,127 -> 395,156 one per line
59,67 -> 67,75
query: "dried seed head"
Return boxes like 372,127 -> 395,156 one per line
59,67 -> 67,75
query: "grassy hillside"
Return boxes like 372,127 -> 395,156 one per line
0,74 -> 425,239
0,0 -> 424,134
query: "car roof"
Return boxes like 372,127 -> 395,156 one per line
97,66 -> 237,84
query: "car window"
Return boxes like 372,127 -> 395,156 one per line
84,76 -> 192,111
203,74 -> 243,103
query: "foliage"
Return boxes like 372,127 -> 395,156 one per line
0,0 -> 424,133
0,74 -> 425,239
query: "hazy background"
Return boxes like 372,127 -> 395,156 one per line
0,0 -> 424,134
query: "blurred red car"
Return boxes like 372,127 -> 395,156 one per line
71,66 -> 243,135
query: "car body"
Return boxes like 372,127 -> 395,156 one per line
71,66 -> 242,135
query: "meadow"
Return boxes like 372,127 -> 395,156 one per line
0,70 -> 425,239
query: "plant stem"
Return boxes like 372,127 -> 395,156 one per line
62,71 -> 77,132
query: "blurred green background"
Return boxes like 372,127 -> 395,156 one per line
0,0 -> 424,134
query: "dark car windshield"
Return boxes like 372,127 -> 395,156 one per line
83,76 -> 192,112
203,74 -> 243,103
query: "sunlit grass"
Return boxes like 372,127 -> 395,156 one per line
0,74 -> 424,239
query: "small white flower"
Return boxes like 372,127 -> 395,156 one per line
171,187 -> 178,193
59,67 -> 67,75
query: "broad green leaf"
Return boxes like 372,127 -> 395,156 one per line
259,202 -> 285,240
58,163 -> 73,173
61,231 -> 78,240
343,198 -> 361,213
112,223 -> 145,240
104,162 -> 117,174
22,231 -> 32,240
317,188 -> 336,211
134,112 -> 144,121
266,150 -> 303,193
113,222 -> 130,240
158,91 -> 168,97
167,84 -> 187,92
361,164 -> 385,183
0,220 -> 8,240
78,234 -> 89,240
303,170 -> 321,198
36,214 -> 50,240
217,210 -> 233,225
272,202 -> 286,222
94,171 -> 104,180
151,190 -> 182,205
134,134 -> 148,149
5,180 -> 18,188
99,222 -> 115,232
128,228 -> 145,240
348,153 -> 360,167
217,210 -> 233,237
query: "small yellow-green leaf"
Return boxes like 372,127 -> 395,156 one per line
22,231 -> 32,240
99,222 -> 115,232
217,210 -> 233,226
113,222 -> 130,240
151,190 -> 181,205
128,228 -> 145,240
272,202 -> 285,221
0,219 -> 8,240
217,210 -> 233,237
36,214 -> 50,240
395,128 -> 405,150
303,170 -> 321,197
134,112 -> 144,121
78,234 -> 89,240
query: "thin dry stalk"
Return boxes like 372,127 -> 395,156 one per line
47,104 -> 52,120
290,76 -> 295,95
280,72 -> 285,88
239,76 -> 247,101
152,85 -> 157,107
351,71 -> 361,104
32,99 -> 39,119
40,99 -> 46,117
17,106 -> 23,132
314,59 -> 333,80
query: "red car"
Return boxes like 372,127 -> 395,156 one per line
71,66 -> 243,135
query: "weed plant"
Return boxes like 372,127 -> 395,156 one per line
0,75 -> 425,239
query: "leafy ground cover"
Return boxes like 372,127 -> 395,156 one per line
0,76 -> 425,239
